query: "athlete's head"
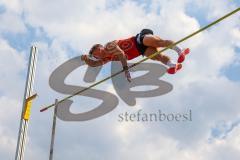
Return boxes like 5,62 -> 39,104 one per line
89,44 -> 104,59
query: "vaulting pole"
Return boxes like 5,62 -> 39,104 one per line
15,46 -> 38,160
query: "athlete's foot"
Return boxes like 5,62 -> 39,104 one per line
177,48 -> 190,63
167,63 -> 182,74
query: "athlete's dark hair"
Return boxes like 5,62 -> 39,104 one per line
89,44 -> 102,56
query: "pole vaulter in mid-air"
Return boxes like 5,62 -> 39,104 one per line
81,29 -> 190,82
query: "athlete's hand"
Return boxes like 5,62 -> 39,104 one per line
81,55 -> 87,61
165,40 -> 174,46
124,70 -> 131,82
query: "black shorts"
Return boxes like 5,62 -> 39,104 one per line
135,29 -> 154,56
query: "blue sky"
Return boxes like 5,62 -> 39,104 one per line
0,0 -> 240,160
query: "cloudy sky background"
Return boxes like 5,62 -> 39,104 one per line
0,0 -> 240,159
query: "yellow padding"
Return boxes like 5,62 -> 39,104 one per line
23,94 -> 37,120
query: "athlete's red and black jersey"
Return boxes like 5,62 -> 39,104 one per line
92,29 -> 154,61
118,28 -> 154,59
92,37 -> 141,61
117,36 -> 141,60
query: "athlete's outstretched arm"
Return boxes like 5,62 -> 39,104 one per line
81,55 -> 108,67
105,41 -> 131,82
104,41 -> 128,67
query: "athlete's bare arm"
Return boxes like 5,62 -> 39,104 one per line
82,41 -> 131,82
104,41 -> 128,69
104,41 -> 131,82
81,55 -> 108,67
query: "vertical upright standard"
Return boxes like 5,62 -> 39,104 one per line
49,99 -> 58,160
15,46 -> 38,160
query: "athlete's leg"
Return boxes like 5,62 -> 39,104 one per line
142,35 -> 190,63
144,47 -> 170,65
144,47 -> 182,74
142,35 -> 174,48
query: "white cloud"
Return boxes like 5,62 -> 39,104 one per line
0,0 -> 26,33
0,96 -> 21,159
231,28 -> 240,48
194,0 -> 237,20
0,38 -> 26,97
